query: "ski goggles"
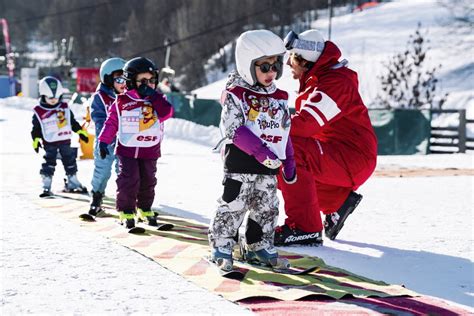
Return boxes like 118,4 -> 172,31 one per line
113,77 -> 126,84
283,30 -> 324,52
255,61 -> 282,73
136,77 -> 159,86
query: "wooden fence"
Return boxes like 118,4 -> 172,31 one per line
429,109 -> 474,154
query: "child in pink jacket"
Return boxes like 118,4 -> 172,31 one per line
98,57 -> 173,229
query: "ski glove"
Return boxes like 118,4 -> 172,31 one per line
77,129 -> 89,143
282,138 -> 297,184
32,137 -> 42,153
99,141 -> 109,159
233,125 -> 282,169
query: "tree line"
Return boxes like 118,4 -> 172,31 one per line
1,0 -> 351,91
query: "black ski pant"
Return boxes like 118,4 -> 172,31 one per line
40,142 -> 77,177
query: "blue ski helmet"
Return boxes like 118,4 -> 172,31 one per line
100,57 -> 126,86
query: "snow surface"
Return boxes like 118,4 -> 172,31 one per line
192,0 -> 474,118
1,96 -> 473,313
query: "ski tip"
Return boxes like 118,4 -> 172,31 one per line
221,270 -> 245,281
157,223 -> 174,231
128,227 -> 146,234
79,214 -> 95,221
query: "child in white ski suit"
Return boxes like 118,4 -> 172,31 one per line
208,30 -> 296,271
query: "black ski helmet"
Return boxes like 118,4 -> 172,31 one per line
123,57 -> 159,90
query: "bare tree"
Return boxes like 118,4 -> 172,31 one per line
374,23 -> 448,109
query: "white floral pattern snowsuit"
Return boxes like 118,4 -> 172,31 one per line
209,173 -> 279,252
208,72 -> 290,253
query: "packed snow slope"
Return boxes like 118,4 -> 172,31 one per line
0,97 -> 472,312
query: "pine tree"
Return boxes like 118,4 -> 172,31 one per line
374,23 -> 448,109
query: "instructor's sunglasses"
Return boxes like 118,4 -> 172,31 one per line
113,77 -> 126,84
136,78 -> 159,85
255,61 -> 282,73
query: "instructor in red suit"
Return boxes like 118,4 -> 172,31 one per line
274,29 -> 377,246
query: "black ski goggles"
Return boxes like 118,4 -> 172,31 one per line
136,77 -> 159,86
284,30 -> 324,52
255,61 -> 282,73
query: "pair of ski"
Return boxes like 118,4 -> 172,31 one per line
78,211 -> 174,234
205,256 -> 319,281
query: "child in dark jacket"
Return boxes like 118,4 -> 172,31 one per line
32,76 -> 89,197
98,57 -> 173,229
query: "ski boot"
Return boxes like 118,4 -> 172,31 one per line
274,223 -> 323,247
137,208 -> 158,226
39,175 -> 53,198
119,210 -> 136,229
64,174 -> 88,194
324,191 -> 363,240
240,241 -> 290,269
88,191 -> 105,217
210,247 -> 234,272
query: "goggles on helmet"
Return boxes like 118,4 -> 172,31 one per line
284,30 -> 324,52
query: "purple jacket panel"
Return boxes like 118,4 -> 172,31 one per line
233,125 -> 278,164
98,89 -> 174,159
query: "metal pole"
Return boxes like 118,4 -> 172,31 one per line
1,18 -> 15,96
328,0 -> 333,40
164,38 -> 171,68
458,109 -> 467,153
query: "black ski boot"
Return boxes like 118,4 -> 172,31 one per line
137,208 -> 158,226
324,191 -> 363,240
89,191 -> 105,217
119,211 -> 136,229
274,223 -> 323,246
63,175 -> 88,194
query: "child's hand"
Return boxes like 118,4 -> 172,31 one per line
32,138 -> 42,153
77,129 -> 89,143
99,142 -> 109,159
254,146 -> 282,169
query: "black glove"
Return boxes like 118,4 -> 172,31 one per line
99,141 -> 109,159
77,129 -> 89,143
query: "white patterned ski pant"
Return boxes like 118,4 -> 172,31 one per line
208,173 -> 279,253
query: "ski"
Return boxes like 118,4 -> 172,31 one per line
204,256 -> 245,281
127,226 -> 146,234
157,223 -> 174,231
79,213 -> 96,221
39,191 -> 55,198
235,258 -> 319,275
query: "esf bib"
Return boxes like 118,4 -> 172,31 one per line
33,103 -> 73,143
117,101 -> 162,148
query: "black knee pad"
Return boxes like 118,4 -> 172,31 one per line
245,218 -> 263,244
222,177 -> 242,203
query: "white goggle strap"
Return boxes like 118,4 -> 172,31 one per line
292,38 -> 324,52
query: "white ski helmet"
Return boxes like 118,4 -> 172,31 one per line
284,29 -> 325,63
235,30 -> 285,86
100,57 -> 126,86
39,76 -> 63,99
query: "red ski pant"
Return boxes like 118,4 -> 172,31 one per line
278,136 -> 376,232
